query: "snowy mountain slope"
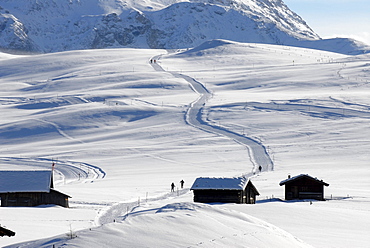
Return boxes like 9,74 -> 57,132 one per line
0,13 -> 39,52
299,37 -> 370,55
1,41 -> 370,247
145,1 -> 315,49
1,0 -> 368,54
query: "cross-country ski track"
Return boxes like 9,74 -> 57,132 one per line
96,53 -> 276,226
98,52 -> 370,227
151,54 -> 274,174
0,157 -> 105,184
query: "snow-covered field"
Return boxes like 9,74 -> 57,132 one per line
0,40 -> 369,247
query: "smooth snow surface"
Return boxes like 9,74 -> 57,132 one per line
1,40 -> 370,247
190,177 -> 250,190
8,198 -> 313,248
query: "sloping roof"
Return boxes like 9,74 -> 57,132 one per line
50,188 -> 71,198
279,174 -> 329,186
0,170 -> 52,193
191,177 -> 250,190
0,226 -> 15,237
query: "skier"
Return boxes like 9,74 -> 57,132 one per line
180,180 -> 184,189
171,182 -> 175,192
258,165 -> 262,173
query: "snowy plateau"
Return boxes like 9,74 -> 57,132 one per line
0,0 -> 370,248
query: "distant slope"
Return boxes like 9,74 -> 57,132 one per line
0,0 -> 369,54
1,0 -> 368,54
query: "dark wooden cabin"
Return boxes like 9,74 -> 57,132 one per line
0,170 -> 70,208
191,177 -> 259,204
0,226 -> 15,237
279,174 -> 329,201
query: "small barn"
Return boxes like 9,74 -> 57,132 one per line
190,177 -> 259,204
279,174 -> 329,201
0,170 -> 70,208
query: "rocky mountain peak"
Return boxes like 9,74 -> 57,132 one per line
0,0 -> 368,54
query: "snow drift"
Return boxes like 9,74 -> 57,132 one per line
7,201 -> 313,248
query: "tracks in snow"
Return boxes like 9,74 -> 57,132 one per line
151,55 -> 273,174
95,54 -> 275,228
0,157 -> 105,184
96,188 -> 190,225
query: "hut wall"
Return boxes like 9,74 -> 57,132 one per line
0,191 -> 69,207
0,192 -> 40,207
285,178 -> 325,200
42,190 -> 69,208
245,187 -> 257,204
193,190 -> 243,203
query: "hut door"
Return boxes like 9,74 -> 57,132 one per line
292,186 -> 298,198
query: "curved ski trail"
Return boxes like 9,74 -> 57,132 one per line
0,157 -> 106,184
96,54 -> 274,227
151,55 -> 273,173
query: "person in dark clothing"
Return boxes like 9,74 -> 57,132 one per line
258,165 -> 262,172
171,182 -> 175,192
180,180 -> 184,189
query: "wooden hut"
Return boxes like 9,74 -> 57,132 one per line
279,174 -> 329,201
0,226 -> 15,237
0,170 -> 70,207
190,177 -> 259,204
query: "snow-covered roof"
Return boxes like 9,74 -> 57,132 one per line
190,177 -> 250,190
279,174 -> 329,186
0,170 -> 52,193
